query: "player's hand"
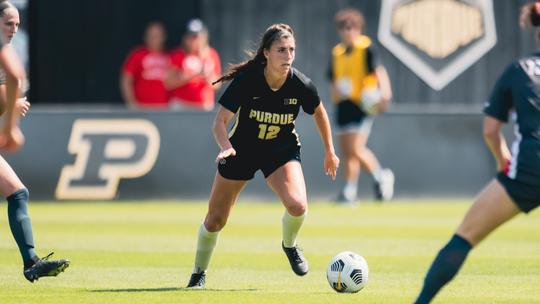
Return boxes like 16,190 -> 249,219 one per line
0,125 -> 25,152
324,151 -> 339,180
497,159 -> 511,174
376,98 -> 390,114
216,147 -> 237,163
16,97 -> 30,117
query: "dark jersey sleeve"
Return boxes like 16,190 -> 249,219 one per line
366,46 -> 380,73
302,79 -> 321,115
218,74 -> 246,113
484,63 -> 516,122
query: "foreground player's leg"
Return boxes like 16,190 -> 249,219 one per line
267,161 -> 309,276
9,190 -> 70,282
7,188 -> 37,266
187,173 -> 246,288
415,180 -> 520,303
0,157 -> 69,282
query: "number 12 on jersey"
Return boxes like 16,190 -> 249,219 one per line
258,124 -> 280,139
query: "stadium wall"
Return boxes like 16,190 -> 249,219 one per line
7,110 -> 499,201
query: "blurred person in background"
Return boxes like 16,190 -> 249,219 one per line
166,18 -> 221,111
120,21 -> 169,110
415,3 -> 540,303
0,0 -> 69,283
329,8 -> 394,204
185,23 -> 339,288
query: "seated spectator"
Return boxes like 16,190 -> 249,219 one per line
166,19 -> 221,111
120,21 -> 170,110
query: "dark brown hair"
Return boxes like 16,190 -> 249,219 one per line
334,8 -> 365,31
213,23 -> 294,85
0,0 -> 14,17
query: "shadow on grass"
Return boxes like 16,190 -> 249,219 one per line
90,287 -> 259,293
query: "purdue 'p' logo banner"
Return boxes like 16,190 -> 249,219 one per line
378,0 -> 497,90
55,119 -> 160,200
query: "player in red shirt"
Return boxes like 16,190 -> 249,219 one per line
166,19 -> 221,111
120,22 -> 169,109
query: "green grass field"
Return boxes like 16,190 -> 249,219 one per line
0,200 -> 539,304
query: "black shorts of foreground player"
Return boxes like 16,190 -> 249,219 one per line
186,23 -> 340,288
0,0 -> 68,283
415,3 -> 540,303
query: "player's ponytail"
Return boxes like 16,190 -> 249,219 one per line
213,23 -> 294,85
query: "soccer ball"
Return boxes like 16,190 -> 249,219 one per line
326,251 -> 369,293
360,87 -> 382,115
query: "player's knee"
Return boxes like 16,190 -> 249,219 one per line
286,199 -> 307,216
204,214 -> 228,232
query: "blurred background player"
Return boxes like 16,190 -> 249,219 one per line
329,8 -> 394,204
166,18 -> 221,111
415,3 -> 540,303
0,0 -> 69,282
186,23 -> 339,288
120,21 -> 169,110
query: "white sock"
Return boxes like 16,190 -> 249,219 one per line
193,224 -> 219,274
372,167 -> 383,183
282,211 -> 306,248
343,180 -> 358,200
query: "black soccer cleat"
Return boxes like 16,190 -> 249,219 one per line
186,271 -> 206,289
23,252 -> 70,283
282,242 -> 309,276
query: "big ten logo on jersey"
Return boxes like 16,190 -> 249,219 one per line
284,98 -> 298,105
55,119 -> 160,200
378,0 -> 497,90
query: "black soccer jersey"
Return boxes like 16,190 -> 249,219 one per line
484,53 -> 540,184
219,65 -> 321,153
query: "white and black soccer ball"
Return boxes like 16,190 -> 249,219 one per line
326,251 -> 369,293
360,87 -> 382,115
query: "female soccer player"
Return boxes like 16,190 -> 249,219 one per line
415,3 -> 540,303
329,8 -> 394,203
0,0 -> 69,283
186,23 -> 340,288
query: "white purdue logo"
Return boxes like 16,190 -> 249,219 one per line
55,119 -> 160,200
378,0 -> 497,90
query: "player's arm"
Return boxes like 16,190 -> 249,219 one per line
375,65 -> 392,112
0,44 -> 25,152
212,105 -> 236,162
119,73 -> 139,110
0,85 -> 30,117
483,116 -> 511,172
312,102 -> 339,180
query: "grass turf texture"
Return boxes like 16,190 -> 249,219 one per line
0,200 -> 539,304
